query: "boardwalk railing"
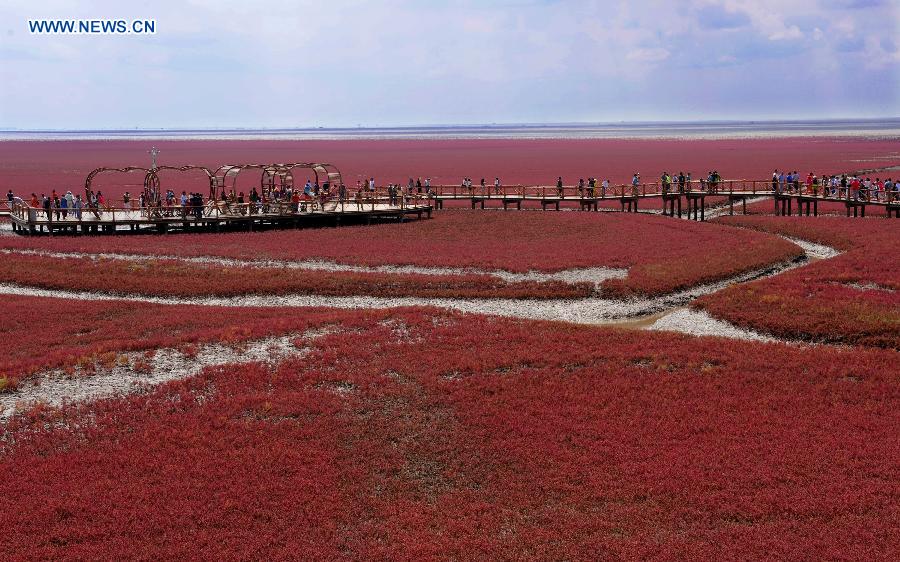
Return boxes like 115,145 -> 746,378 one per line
428,179 -> 900,202
9,193 -> 435,223
8,192 -> 435,235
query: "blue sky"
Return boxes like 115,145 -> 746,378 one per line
1,0 -> 898,128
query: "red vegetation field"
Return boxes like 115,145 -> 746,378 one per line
711,215 -> 898,250
1,302 -> 897,558
743,197 -> 897,217
0,212 -> 802,297
0,295 -> 389,390
0,253 -> 591,300
2,138 -> 899,201
697,216 -> 900,347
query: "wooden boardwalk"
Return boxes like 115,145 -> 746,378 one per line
8,199 -> 433,236
8,179 -> 899,236
430,179 -> 900,220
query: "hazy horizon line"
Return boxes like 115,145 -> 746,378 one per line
3,117 -> 900,133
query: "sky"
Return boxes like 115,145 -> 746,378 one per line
0,0 -> 898,129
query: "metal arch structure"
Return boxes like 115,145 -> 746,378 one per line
210,162 -> 344,200
85,165 -> 214,202
211,163 -> 269,200
261,165 -> 294,195
152,165 -> 216,198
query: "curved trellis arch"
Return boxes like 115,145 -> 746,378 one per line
85,165 -> 214,203
211,162 -> 343,201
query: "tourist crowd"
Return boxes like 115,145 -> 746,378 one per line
9,170 -> 899,221
771,170 -> 898,201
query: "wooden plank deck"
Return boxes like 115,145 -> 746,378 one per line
8,200 -> 433,236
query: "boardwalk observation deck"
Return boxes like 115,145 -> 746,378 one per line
8,160 -> 433,236
8,198 -> 432,236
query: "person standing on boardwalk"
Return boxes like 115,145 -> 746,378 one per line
494,177 -> 501,194
249,187 -> 260,214
602,178 -> 609,197
6,190 -> 12,210
631,173 -> 640,196
556,176 -> 564,197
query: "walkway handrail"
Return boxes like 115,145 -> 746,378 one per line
9,196 -> 435,226
426,178 -> 899,202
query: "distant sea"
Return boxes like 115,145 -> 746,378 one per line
2,119 -> 899,141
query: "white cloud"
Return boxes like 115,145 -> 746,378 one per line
767,25 -> 803,40
626,47 -> 671,63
